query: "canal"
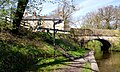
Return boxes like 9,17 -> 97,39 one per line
87,40 -> 120,72
95,51 -> 120,72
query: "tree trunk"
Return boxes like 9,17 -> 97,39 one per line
106,20 -> 111,29
13,0 -> 28,34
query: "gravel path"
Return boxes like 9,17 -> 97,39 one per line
53,50 -> 99,72
53,61 -> 84,72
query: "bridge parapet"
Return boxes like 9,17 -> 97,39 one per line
70,28 -> 120,36
70,28 -> 120,50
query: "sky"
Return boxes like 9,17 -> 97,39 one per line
40,0 -> 120,18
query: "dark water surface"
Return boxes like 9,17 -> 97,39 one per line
95,51 -> 120,72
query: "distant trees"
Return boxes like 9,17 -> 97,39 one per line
49,0 -> 79,30
81,5 -> 120,29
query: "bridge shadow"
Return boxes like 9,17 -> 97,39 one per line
95,39 -> 111,51
81,39 -> 112,52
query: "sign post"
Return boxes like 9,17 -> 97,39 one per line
53,20 -> 63,59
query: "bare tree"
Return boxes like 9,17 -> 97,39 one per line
112,6 -> 120,29
81,12 -> 96,28
98,5 -> 114,29
81,5 -> 120,29
49,0 -> 79,30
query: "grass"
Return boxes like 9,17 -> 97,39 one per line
111,45 -> 120,51
0,31 -> 89,72
110,42 -> 120,51
82,63 -> 92,72
68,48 -> 88,57
38,56 -> 69,71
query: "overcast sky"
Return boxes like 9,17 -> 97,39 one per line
40,0 -> 120,17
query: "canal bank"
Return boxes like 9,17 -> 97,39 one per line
52,50 -> 99,72
85,50 -> 99,72
73,49 -> 120,72
74,50 -> 99,72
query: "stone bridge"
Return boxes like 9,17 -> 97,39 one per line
70,28 -> 120,51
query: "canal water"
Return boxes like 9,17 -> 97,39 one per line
95,51 -> 120,72
86,40 -> 120,72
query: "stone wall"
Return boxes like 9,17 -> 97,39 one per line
70,28 -> 120,36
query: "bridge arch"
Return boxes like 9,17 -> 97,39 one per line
85,39 -> 112,51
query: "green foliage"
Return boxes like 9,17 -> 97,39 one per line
0,40 -> 39,72
0,40 -> 61,71
0,0 -> 16,31
86,40 -> 103,59
0,39 -> 60,71
0,18 -> 13,31
38,32 -> 54,44
56,34 -> 80,50
68,48 -> 87,57
82,63 -> 92,72
0,31 -> 88,71
32,32 -> 81,51
111,42 -> 120,51
38,56 -> 69,71
86,40 -> 102,50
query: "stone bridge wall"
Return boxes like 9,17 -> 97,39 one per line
70,28 -> 120,36
77,36 -> 120,43
70,28 -> 120,48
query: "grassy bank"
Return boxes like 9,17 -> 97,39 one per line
111,42 -> 120,51
82,63 -> 92,72
0,31 -> 89,72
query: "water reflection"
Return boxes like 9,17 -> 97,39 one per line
96,51 -> 120,72
102,51 -> 111,59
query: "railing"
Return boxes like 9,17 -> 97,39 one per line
37,27 -> 70,33
22,18 -> 64,21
